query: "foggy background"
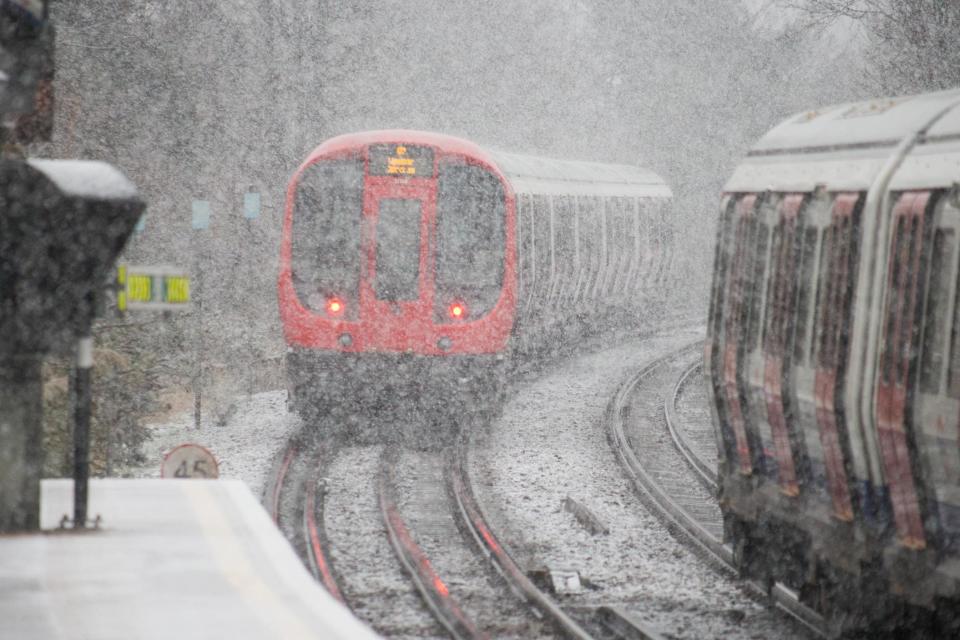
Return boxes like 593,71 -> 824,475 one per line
39,0 -> 881,453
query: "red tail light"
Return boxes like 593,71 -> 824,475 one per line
448,301 -> 467,320
326,297 -> 345,317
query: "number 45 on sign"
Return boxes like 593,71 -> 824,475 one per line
161,444 -> 219,479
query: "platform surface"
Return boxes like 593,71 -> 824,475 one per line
0,479 -> 379,639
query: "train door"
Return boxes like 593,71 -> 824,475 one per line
743,196 -> 777,479
811,193 -> 863,522
706,195 -> 736,471
875,191 -> 936,550
913,192 -> 960,552
362,179 -> 435,344
762,194 -> 808,496
721,195 -> 762,475
789,192 -> 832,511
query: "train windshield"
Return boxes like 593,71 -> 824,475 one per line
375,198 -> 423,301
435,163 -> 505,290
291,158 -> 364,311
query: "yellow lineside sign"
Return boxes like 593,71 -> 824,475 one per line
118,265 -> 191,311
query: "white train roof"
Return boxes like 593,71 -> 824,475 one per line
489,150 -> 672,199
726,89 -> 960,193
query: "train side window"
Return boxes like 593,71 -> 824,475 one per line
793,227 -> 819,364
578,196 -> 600,296
533,195 -> 552,299
920,229 -> 955,393
519,195 -> 535,302
554,197 -> 574,272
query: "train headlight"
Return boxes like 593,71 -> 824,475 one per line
338,333 -> 353,347
326,297 -> 345,317
447,301 -> 467,320
438,336 -> 452,351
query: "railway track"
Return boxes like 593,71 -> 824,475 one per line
267,421 -> 671,638
606,346 -> 825,637
265,330 -> 805,639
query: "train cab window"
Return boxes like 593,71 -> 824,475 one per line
920,229 -> 955,393
291,158 -> 364,312
436,163 -> 505,289
374,198 -> 422,301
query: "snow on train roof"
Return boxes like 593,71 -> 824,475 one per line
489,150 -> 672,199
726,90 -> 960,192
749,89 -> 960,155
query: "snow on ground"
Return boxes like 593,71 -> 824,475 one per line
470,327 -> 814,639
125,390 -> 300,500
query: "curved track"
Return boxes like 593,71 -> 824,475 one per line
606,347 -> 825,636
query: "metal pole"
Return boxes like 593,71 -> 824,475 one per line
72,333 -> 93,528
194,265 -> 203,429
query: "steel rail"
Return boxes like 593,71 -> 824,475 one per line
303,449 -> 346,604
607,344 -> 826,637
664,360 -> 717,490
450,430 -> 598,640
378,448 -> 487,640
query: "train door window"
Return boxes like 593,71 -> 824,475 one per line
920,229 -> 955,393
812,226 -> 834,366
374,198 -> 422,301
435,162 -> 506,318
763,222 -> 783,349
746,221 -> 770,349
553,196 -> 574,298
793,227 -> 820,363
291,158 -> 364,313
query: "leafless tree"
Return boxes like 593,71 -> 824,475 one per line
783,0 -> 960,93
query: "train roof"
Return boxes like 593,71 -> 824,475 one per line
726,89 -> 960,192
489,150 -> 672,199
303,130 -> 671,200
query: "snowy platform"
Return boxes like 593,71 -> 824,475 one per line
0,479 -> 379,640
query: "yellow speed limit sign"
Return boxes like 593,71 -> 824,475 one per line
161,443 -> 220,479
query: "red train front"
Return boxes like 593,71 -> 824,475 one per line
279,131 -> 517,430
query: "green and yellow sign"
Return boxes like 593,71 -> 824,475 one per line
118,265 -> 191,311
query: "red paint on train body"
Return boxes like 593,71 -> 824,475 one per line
278,130 -> 517,357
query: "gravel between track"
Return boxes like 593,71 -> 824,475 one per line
468,328 -> 814,639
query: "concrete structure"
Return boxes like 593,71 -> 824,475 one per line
0,479 -> 380,639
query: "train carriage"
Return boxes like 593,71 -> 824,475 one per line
279,130 -> 672,434
706,89 -> 960,633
